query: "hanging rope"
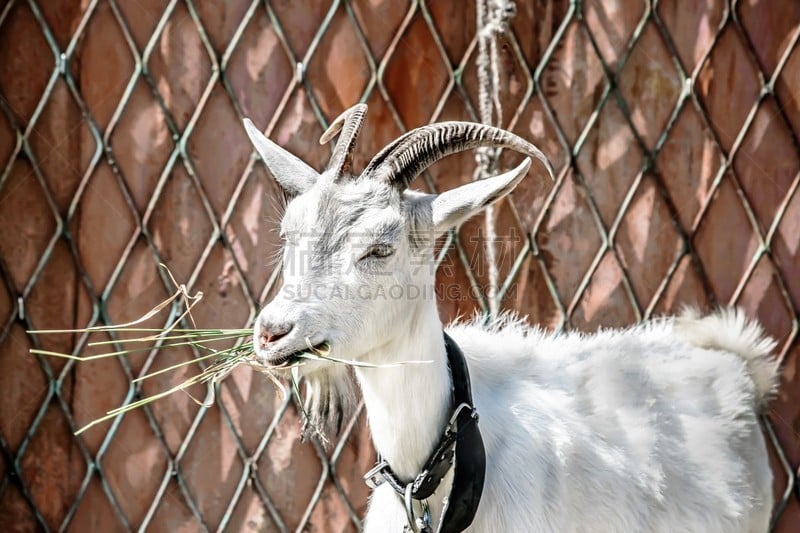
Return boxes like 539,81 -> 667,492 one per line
475,0 -> 516,318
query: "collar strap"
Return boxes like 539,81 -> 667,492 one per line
363,332 -> 486,532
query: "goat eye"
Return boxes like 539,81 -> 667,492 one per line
360,244 -> 394,261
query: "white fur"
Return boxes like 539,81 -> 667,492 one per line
358,310 -> 777,533
246,123 -> 778,533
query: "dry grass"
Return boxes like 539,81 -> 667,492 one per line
28,265 -> 427,437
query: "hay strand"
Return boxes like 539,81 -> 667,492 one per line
28,265 -> 429,437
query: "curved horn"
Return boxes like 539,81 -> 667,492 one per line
362,122 -> 554,190
320,103 -> 368,180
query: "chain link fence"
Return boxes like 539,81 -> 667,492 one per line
0,0 -> 798,531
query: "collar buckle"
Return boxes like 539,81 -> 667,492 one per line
404,483 -> 432,533
364,460 -> 390,489
446,402 -> 479,435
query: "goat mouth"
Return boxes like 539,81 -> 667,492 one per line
256,341 -> 330,369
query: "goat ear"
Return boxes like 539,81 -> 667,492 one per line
243,118 -> 319,195
430,158 -> 531,233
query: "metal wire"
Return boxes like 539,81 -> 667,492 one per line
0,0 -> 797,531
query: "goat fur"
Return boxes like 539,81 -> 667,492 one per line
360,309 -> 778,532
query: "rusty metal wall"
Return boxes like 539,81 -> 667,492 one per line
0,0 -> 798,531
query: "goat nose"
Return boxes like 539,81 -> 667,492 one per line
258,322 -> 292,349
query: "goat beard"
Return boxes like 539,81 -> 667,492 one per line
300,368 -> 357,445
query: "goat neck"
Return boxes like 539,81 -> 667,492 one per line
355,298 -> 451,482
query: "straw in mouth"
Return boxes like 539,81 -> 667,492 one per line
28,265 -> 430,438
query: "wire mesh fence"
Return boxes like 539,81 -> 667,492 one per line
0,0 -> 798,531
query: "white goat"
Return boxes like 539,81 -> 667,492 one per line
243,104 -> 779,533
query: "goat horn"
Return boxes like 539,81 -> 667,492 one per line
362,122 -> 554,190
320,103 -> 368,180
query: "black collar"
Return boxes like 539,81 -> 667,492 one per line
363,332 -> 486,532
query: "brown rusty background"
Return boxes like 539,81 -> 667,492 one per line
0,0 -> 799,531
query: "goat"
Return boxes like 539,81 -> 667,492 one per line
243,104 -> 779,532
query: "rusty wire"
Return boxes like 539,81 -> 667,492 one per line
0,0 -> 798,531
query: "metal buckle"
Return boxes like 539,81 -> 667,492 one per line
363,460 -> 389,489
404,483 -> 432,533
446,402 -> 477,434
